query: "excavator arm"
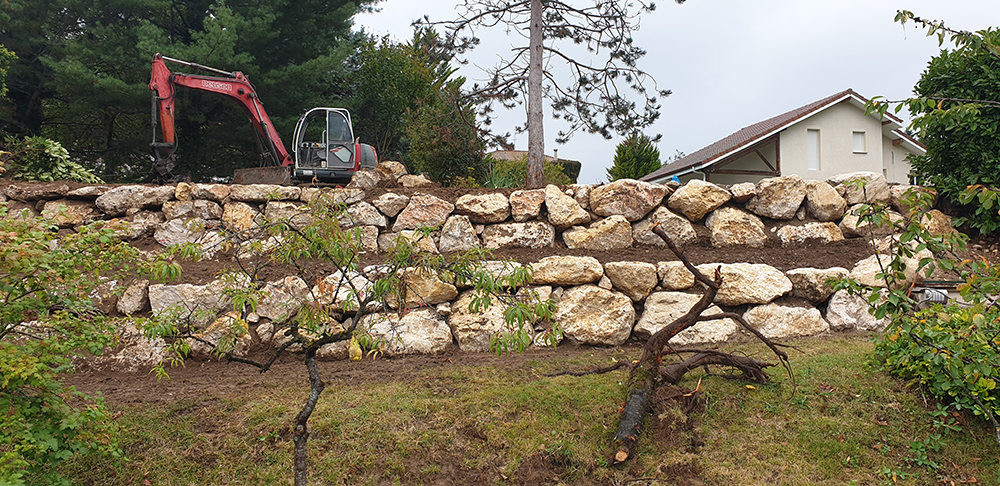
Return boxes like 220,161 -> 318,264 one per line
148,53 -> 292,183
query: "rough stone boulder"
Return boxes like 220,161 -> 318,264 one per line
890,185 -> 937,215
439,215 -> 480,252
922,209 -> 956,237
304,187 -> 364,206
346,170 -> 384,190
657,261 -> 695,290
545,184 -> 590,229
634,291 -> 737,345
398,174 -> 435,188
695,262 -> 792,305
745,175 -> 806,220
7,182 -> 71,201
102,321 -> 169,371
632,207 -> 698,247
531,256 -> 604,286
785,267 -> 848,303
378,230 -> 439,254
175,182 -> 229,202
705,207 -> 766,248
729,182 -> 757,203
388,268 -> 458,309
364,309 -> 453,356
162,200 -> 223,221
256,276 -> 311,322
569,184 -> 593,209
743,299 -> 829,339
265,201 -> 314,229
375,160 -> 409,180
667,179 -> 731,221
41,200 -> 99,228
340,201 -> 387,229
449,290 -> 530,352
776,222 -> 844,246
849,250 -> 931,289
95,185 -> 175,216
456,193 -> 510,223
830,172 -> 891,205
805,180 -> 847,221
509,189 -> 545,222
222,201 -> 264,233
604,261 -> 658,301
310,270 -> 373,311
589,179 -> 666,221
117,279 -> 150,315
555,285 -> 635,346
563,215 -> 633,250
481,221 -> 554,249
186,311 -> 252,359
149,279 -> 231,328
839,204 -> 903,238
228,184 -> 300,202
154,218 -> 227,258
392,194 -> 454,232
371,192 -> 409,218
826,289 -> 889,331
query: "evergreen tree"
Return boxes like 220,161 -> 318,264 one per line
607,132 -> 661,181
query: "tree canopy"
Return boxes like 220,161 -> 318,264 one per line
424,0 -> 676,188
607,132 -> 660,182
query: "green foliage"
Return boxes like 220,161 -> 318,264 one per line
1,135 -> 103,183
0,44 -> 14,99
835,184 -> 1000,444
867,13 -> 1000,234
0,205 -> 146,484
479,155 -> 571,188
607,132 -> 661,182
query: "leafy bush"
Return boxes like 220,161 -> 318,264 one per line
1,136 -> 103,183
479,154 -> 571,188
607,132 -> 660,182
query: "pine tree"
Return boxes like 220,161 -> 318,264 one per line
607,132 -> 661,181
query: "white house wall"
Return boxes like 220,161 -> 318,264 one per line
779,101 -> 889,182
881,139 -> 914,183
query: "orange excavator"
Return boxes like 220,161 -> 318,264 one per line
148,53 -> 377,184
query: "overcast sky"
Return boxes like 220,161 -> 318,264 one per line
356,1 -> 1000,184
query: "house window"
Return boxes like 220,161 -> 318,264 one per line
807,129 -> 820,170
853,131 -> 866,153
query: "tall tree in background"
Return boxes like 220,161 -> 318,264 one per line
424,0 -> 677,188
607,131 -> 660,181
0,0 -> 375,181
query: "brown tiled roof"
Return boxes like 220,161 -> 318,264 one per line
641,88 -> 905,182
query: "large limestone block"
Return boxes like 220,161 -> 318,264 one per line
117,279 -> 150,315
346,169 -> 384,190
849,251 -> 928,289
563,215 -> 634,250
632,207 -> 698,247
705,207 -> 766,248
187,311 -> 252,358
826,289 -> 889,331
389,268 -> 458,308
378,230 -> 439,254
257,276 -> 310,321
265,201 -> 314,229
101,321 -> 169,371
229,184 -> 300,202
921,209 -> 956,237
310,271 -> 373,311
96,185 -> 176,216
657,261 -> 695,290
729,182 -> 757,203
482,221 -> 555,249
590,179 -> 666,221
41,200 -> 99,228
776,222 -> 844,246
222,202 -> 264,232
153,218 -> 226,256
375,160 -> 409,180
785,267 -> 848,303
830,172 -> 891,205
398,174 -> 435,188
449,290 -> 531,352
162,200 -> 224,221
556,285 -> 635,346
695,263 -> 792,305
372,192 -> 410,218
805,180 -> 847,222
7,182 -> 70,201
392,194 -> 454,231
568,184 -> 593,210
604,261 -> 658,301
339,201 -> 387,228
67,186 -> 110,199
364,309 -> 453,356
545,184 -> 590,229
304,187 -> 365,205
439,215 -> 480,252
509,189 -> 546,222
148,280 -> 231,329
667,179 -> 731,221
634,291 -> 737,344
531,256 -> 604,286
743,300 -> 829,339
745,175 -> 806,220
839,204 -> 903,238
456,193 -> 510,223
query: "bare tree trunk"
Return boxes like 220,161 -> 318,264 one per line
293,350 -> 326,486
526,0 -> 545,189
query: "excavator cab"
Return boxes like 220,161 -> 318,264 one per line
293,108 -> 373,183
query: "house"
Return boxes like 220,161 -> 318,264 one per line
641,89 -> 925,186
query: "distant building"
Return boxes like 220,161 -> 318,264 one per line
641,89 -> 925,185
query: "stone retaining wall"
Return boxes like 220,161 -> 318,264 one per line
1,165 -> 952,369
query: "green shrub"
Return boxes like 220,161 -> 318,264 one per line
607,132 -> 660,182
480,155 -> 571,188
1,136 -> 103,183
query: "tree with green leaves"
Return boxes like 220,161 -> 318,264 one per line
423,0 -> 677,188
868,11 -> 1000,234
0,205 -> 154,485
0,0 -> 375,181
0,44 -> 14,99
607,132 -> 661,182
145,194 -> 557,485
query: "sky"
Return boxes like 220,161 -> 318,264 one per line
356,1 -> 1000,184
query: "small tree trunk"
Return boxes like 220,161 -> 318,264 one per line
293,350 -> 326,486
526,0 -> 545,189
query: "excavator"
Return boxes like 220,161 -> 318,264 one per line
148,53 -> 377,184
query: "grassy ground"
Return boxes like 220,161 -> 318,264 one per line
59,334 -> 996,485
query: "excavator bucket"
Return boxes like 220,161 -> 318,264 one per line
232,166 -> 292,185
